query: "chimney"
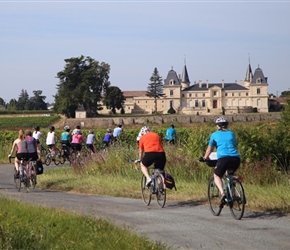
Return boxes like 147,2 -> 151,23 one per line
206,80 -> 209,88
222,79 -> 224,89
199,80 -> 202,88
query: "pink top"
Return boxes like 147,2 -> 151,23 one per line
71,134 -> 83,144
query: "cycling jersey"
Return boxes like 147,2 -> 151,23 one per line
139,132 -> 164,153
26,135 -> 37,153
165,127 -> 176,141
16,140 -> 28,153
208,130 -> 240,159
86,134 -> 95,144
61,131 -> 70,141
46,131 -> 56,145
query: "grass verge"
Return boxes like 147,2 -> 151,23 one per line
0,196 -> 167,250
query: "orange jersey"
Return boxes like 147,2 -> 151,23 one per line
139,132 -> 164,152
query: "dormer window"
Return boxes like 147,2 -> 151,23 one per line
256,78 -> 261,84
170,79 -> 175,85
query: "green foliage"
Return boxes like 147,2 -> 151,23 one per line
103,86 -> 125,114
0,197 -> 167,250
167,107 -> 176,114
0,116 -> 60,129
54,55 -> 111,117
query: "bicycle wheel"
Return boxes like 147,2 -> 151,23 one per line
14,168 -> 21,191
229,178 -> 245,220
141,175 -> 152,206
53,148 -> 61,165
24,175 -> 30,193
44,153 -> 51,166
71,151 -> 77,167
59,148 -> 65,164
156,173 -> 166,208
208,177 -> 222,216
40,146 -> 47,160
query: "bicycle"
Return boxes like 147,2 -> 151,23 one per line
9,156 -> 30,192
201,158 -> 246,220
140,163 -> 167,208
44,145 -> 60,166
59,143 -> 72,165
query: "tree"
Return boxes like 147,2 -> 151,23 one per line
280,91 -> 290,97
17,89 -> 30,110
29,90 -> 48,110
103,86 -> 125,114
146,67 -> 165,114
0,98 -> 5,106
54,55 -> 111,118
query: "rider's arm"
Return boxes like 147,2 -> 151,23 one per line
203,145 -> 214,160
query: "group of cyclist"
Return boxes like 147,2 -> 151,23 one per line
135,117 -> 240,207
8,117 -> 240,207
8,129 -> 39,182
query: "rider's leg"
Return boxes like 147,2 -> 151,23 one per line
214,173 -> 224,196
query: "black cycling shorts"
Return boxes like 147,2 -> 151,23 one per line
214,156 -> 240,177
71,143 -> 82,151
16,153 -> 29,161
141,152 -> 166,170
28,152 -> 38,161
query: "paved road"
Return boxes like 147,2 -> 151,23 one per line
0,164 -> 290,250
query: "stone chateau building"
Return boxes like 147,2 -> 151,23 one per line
99,61 -> 269,115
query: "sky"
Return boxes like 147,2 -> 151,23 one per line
0,0 -> 289,104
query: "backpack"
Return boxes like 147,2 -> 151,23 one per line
163,171 -> 177,190
36,160 -> 44,175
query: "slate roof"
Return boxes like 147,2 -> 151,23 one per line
252,67 -> 267,84
164,69 -> 180,86
181,64 -> 190,83
183,83 -> 249,92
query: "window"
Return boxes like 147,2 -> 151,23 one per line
257,99 -> 261,107
213,91 -> 217,96
246,99 -> 249,106
195,93 -> 198,97
238,93 -> 241,97
257,88 -> 261,94
189,100 -> 193,107
195,100 -> 199,107
170,80 -> 175,85
170,100 -> 173,108
246,93 -> 248,96
232,93 -> 234,96
225,93 -> 228,97
202,93 -> 205,97
170,90 -> 173,96
202,100 -> 206,107
238,99 -> 242,106
232,100 -> 235,106
182,94 -> 184,97
224,100 -> 228,107
189,93 -> 192,97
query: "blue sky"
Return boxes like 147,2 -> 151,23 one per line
0,0 -> 289,103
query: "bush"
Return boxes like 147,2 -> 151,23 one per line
167,107 -> 176,114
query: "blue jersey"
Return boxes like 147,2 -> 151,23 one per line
208,130 -> 240,159
61,132 -> 70,141
165,127 -> 176,140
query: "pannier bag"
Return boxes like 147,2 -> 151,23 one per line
36,160 -> 44,175
163,171 -> 177,190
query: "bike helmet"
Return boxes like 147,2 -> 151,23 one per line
89,129 -> 94,134
49,125 -> 55,131
107,128 -> 112,133
215,117 -> 228,129
136,126 -> 151,141
64,125 -> 70,131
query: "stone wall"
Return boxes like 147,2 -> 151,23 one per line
58,113 -> 281,129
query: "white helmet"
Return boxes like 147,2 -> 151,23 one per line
215,117 -> 228,128
136,126 -> 151,141
64,125 -> 70,131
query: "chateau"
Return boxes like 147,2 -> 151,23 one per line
99,62 -> 269,115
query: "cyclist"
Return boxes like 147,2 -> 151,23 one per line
86,129 -> 96,153
26,130 -> 39,161
61,126 -> 71,156
33,125 -> 42,157
8,129 -> 29,182
71,129 -> 84,154
135,126 -> 166,186
103,128 -> 112,148
113,124 -> 123,142
201,117 -> 240,205
165,124 -> 176,145
46,125 -> 58,157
